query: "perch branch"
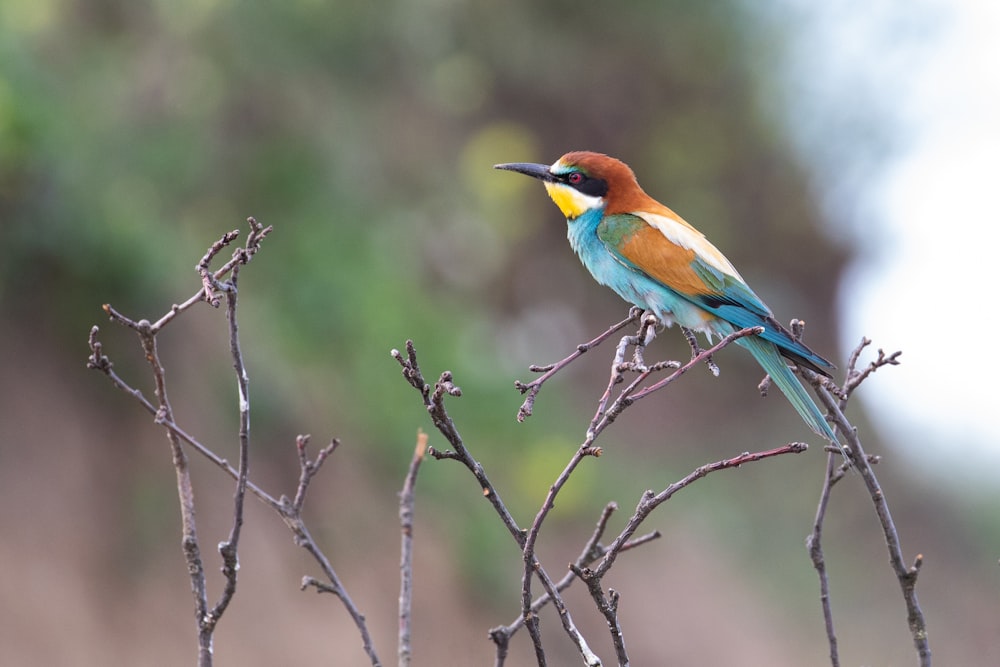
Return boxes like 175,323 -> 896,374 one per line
514,308 -> 642,421
563,444 -> 807,663
489,504 -> 659,666
394,342 -> 603,666
598,443 -> 808,578
515,321 -> 774,666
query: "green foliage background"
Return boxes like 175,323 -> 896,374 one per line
1,1 -> 996,665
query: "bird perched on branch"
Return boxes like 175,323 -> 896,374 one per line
495,151 -> 842,450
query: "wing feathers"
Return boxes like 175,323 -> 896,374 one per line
617,225 -> 710,296
598,210 -> 834,374
636,211 -> 742,281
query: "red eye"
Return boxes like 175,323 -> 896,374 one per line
567,172 -> 584,185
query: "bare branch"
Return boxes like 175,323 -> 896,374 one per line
799,335 -> 926,666
811,384 -> 930,666
92,213 -> 928,667
511,320 -> 774,666
569,565 -> 628,667
399,431 -> 428,667
87,334 -> 283,510
597,444 -> 808,579
536,327 -> 797,664
88,221 -> 279,665
842,338 -> 902,401
586,315 -> 676,438
807,452 -> 841,667
204,264 -> 251,632
89,219 -> 380,666
392,343 -> 524,547
514,308 -> 642,421
394,342 -> 603,666
281,436 -> 381,666
139,310 -> 211,665
580,322 -> 763,451
489,504 -> 660,663
291,435 -> 340,513
625,326 -> 763,403
565,444 -> 807,665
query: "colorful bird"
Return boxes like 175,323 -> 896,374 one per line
495,151 -> 842,449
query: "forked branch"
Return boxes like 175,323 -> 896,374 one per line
800,335 -> 926,667
88,220 -> 381,666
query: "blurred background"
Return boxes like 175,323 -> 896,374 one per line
1,0 -> 997,665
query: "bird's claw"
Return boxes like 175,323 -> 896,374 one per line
681,326 -> 720,376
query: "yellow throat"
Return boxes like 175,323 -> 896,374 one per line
544,181 -> 604,220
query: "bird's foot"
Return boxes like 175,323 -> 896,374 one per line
622,312 -> 659,372
681,326 -> 720,377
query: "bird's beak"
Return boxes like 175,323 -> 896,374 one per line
493,162 -> 555,182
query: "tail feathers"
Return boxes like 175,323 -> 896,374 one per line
701,304 -> 835,376
737,335 -> 844,453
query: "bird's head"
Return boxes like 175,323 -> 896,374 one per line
494,151 -> 644,220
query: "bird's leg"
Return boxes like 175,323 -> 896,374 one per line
681,326 -> 720,377
630,312 -> 659,371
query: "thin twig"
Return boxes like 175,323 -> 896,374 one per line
290,435 -> 381,666
88,336 -> 283,510
569,566 -> 628,667
803,335 -> 896,667
394,342 -> 603,666
514,322 -> 763,666
842,338 -> 902,401
625,326 -> 762,403
392,343 -> 524,547
489,504 -> 659,665
558,444 -> 808,665
291,434 -> 340,513
92,222 -> 276,666
204,264 -> 250,633
587,315 -> 672,437
514,308 -> 642,421
544,324 -> 756,662
139,317 -> 211,665
398,431 -> 428,667
597,443 -> 808,578
811,384 -> 930,666
583,323 -> 759,443
89,220 -> 381,666
799,336 -> 926,665
807,452 -> 841,667
519,446 -> 601,664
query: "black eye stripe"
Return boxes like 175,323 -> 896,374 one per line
561,171 -> 609,198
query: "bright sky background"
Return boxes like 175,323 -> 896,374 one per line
777,0 -> 1000,476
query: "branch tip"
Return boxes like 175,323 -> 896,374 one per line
415,430 -> 428,459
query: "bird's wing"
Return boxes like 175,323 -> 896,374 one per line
597,211 -> 769,316
597,210 -> 834,372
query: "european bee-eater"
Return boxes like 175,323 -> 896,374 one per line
495,151 -> 841,448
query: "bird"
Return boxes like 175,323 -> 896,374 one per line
494,151 -> 842,451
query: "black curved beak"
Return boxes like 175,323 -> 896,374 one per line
493,162 -> 555,182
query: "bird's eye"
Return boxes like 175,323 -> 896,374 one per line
567,172 -> 584,185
